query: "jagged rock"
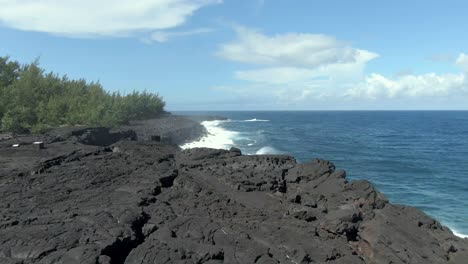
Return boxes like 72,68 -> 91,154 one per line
46,126 -> 136,146
0,117 -> 467,263
113,115 -> 207,145
229,147 -> 242,155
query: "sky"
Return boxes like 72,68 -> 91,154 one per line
1,0 -> 468,110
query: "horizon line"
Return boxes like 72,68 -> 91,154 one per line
171,109 -> 468,112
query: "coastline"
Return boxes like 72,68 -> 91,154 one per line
180,120 -> 238,149
180,118 -> 279,155
453,231 -> 468,239
182,117 -> 468,239
1,114 -> 467,263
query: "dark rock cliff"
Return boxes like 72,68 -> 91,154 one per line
0,117 -> 467,264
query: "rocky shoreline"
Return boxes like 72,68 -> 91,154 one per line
0,114 -> 467,264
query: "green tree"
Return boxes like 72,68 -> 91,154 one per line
0,56 -> 166,133
1,107 -> 35,133
0,56 -> 21,121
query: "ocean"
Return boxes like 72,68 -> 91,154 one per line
176,111 -> 468,238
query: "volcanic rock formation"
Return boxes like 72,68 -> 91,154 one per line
0,116 -> 467,264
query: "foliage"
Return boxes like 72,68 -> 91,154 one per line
0,57 -> 165,133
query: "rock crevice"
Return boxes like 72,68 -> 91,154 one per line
0,120 -> 467,263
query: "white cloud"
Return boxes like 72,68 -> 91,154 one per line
217,26 -> 378,96
345,53 -> 468,100
146,28 -> 214,43
456,53 -> 468,71
217,26 -> 378,68
216,26 -> 378,101
346,73 -> 467,99
216,26 -> 468,107
234,49 -> 377,85
0,0 -> 221,37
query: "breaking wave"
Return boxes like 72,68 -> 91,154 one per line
244,118 -> 270,122
450,228 -> 468,239
255,146 -> 281,155
180,120 -> 238,150
179,111 -> 468,238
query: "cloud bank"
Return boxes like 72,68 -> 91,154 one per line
347,73 -> 466,99
216,27 -> 468,107
347,53 -> 468,99
0,0 -> 221,37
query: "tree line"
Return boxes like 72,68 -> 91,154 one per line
0,56 -> 165,133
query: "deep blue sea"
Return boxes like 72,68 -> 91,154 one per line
177,111 -> 468,237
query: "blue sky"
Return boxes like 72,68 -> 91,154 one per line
1,0 -> 468,110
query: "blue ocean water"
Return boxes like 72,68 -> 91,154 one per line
177,111 -> 468,237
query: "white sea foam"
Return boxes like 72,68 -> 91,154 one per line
453,232 -> 468,239
180,120 -> 238,150
451,228 -> 468,239
256,146 -> 281,155
244,118 -> 270,122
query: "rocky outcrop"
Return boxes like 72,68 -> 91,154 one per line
0,123 -> 467,264
48,127 -> 137,146
114,115 -> 207,145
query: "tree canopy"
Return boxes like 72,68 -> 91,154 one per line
0,56 -> 165,133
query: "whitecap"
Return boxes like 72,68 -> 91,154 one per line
244,118 -> 270,122
256,146 -> 281,155
180,120 -> 238,150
